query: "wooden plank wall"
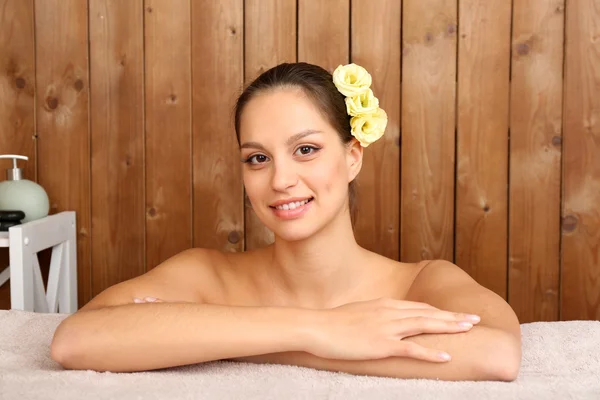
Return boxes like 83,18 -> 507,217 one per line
35,0 -> 93,305
0,0 -> 36,307
456,1 -> 510,302
0,0 -> 598,323
561,0 -> 600,320
89,0 -> 145,305
508,0 -> 564,322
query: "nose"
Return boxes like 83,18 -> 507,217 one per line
270,159 -> 298,192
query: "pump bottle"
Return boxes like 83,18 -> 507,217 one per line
0,155 -> 50,223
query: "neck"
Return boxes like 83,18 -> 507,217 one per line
264,210 -> 370,308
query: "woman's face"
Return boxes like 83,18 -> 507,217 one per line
239,87 -> 362,241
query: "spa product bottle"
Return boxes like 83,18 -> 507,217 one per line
0,155 -> 50,223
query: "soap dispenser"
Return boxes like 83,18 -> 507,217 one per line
0,155 -> 50,223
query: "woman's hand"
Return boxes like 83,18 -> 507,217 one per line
307,297 -> 481,363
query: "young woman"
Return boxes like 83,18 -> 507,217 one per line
50,62 -> 521,381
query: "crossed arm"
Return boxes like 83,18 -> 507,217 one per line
226,261 -> 521,381
139,260 -> 522,381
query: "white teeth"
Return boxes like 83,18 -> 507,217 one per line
275,199 -> 310,210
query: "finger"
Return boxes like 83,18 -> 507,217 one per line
395,317 -> 475,338
396,309 -> 481,324
133,297 -> 163,303
394,341 -> 452,363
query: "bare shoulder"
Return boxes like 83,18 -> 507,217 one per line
405,259 -> 495,303
79,247 -> 223,311
360,251 -> 433,301
185,246 -> 271,305
148,247 -> 236,302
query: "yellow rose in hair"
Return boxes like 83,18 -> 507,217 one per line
350,107 -> 388,147
333,63 -> 372,97
345,89 -> 379,117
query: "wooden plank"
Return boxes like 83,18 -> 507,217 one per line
89,0 -> 145,295
351,0 -> 400,260
244,0 -> 296,250
455,2 -> 511,298
401,0 -> 457,263
0,0 -> 36,180
144,0 -> 192,270
192,1 -> 244,252
298,0 -> 348,72
508,0 -> 564,322
0,0 -> 36,309
35,0 -> 91,308
561,0 -> 600,321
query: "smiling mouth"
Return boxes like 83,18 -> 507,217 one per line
270,197 -> 314,211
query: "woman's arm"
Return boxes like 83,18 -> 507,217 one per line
232,325 -> 516,381
55,251 -> 518,380
235,323 -> 519,383
51,248 -> 318,372
232,261 -> 521,382
51,301 -> 316,372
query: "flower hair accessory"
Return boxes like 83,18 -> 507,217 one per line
332,63 -> 388,147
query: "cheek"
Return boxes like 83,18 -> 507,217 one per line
243,170 -> 265,201
312,158 -> 347,195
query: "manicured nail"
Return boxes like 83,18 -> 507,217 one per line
458,322 -> 473,329
133,298 -> 144,303
466,314 -> 480,322
144,297 -> 157,302
438,352 -> 451,361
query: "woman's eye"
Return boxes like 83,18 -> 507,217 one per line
245,154 -> 269,165
295,145 -> 320,156
244,146 -> 320,165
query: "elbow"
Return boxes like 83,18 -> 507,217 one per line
485,358 -> 520,382
488,361 -> 520,382
481,331 -> 522,382
50,338 -> 70,369
50,320 -> 83,370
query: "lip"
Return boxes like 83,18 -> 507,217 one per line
270,198 -> 314,220
269,197 -> 313,207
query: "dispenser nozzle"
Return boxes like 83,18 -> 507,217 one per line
0,155 -> 28,181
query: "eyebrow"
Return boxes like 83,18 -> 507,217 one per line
240,129 -> 323,150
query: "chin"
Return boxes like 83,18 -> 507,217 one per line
263,217 -> 313,241
273,227 -> 315,242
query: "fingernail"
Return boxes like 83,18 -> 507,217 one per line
458,322 -> 473,329
144,297 -> 157,302
466,314 -> 480,322
438,352 -> 451,361
133,298 -> 144,303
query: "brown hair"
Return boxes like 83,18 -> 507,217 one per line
234,62 -> 358,225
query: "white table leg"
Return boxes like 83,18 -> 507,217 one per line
46,243 -> 63,313
9,228 -> 35,311
33,255 -> 49,313
59,234 -> 78,313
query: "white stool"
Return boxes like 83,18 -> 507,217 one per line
0,211 -> 78,313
